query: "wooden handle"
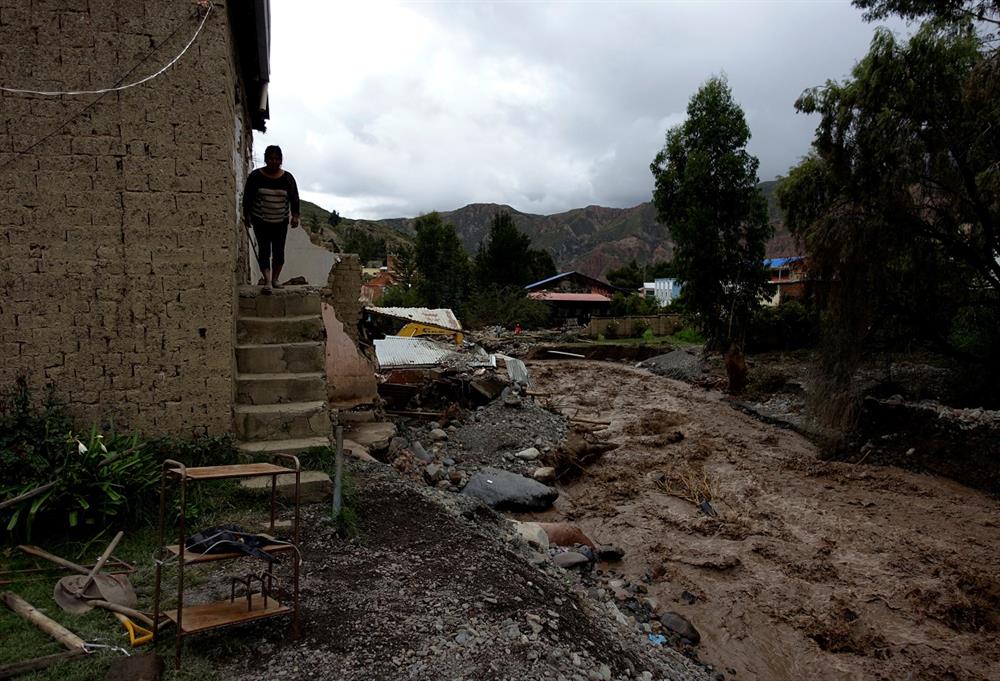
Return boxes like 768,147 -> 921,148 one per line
89,599 -> 156,628
1,591 -> 86,651
17,545 -> 89,575
75,531 -> 124,597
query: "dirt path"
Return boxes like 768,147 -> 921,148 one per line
525,360 -> 1000,681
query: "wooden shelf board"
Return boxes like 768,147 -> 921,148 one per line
164,541 -> 293,565
169,463 -> 295,481
164,597 -> 290,634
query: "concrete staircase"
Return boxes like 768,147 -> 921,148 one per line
235,286 -> 331,458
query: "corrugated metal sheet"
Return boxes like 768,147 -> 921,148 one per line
497,354 -> 530,385
527,292 -> 612,303
368,306 -> 463,331
374,336 -> 454,369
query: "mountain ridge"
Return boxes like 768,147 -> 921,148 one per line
300,180 -> 800,278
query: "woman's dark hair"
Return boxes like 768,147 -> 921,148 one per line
264,145 -> 282,160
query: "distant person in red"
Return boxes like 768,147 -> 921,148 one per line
514,323 -> 523,335
243,145 -> 300,294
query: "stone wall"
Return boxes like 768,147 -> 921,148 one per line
0,0 -> 254,435
586,315 -> 683,338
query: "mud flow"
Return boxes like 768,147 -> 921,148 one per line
524,360 -> 1000,681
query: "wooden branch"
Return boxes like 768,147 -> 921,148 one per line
0,482 -> 56,511
17,546 -> 89,575
1,591 -> 86,651
0,650 -> 84,680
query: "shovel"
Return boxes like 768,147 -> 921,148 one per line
20,533 -> 138,614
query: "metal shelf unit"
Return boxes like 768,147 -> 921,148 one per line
152,455 -> 301,669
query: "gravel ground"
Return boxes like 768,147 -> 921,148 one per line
388,396 -> 570,488
188,462 -> 712,681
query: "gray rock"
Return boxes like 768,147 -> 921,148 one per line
596,544 -> 625,561
461,467 -> 558,511
551,551 -> 591,570
660,611 -> 700,644
424,463 -> 444,483
533,466 -> 556,483
412,441 -> 433,462
388,436 -> 408,456
515,447 -> 540,461
430,428 -> 448,441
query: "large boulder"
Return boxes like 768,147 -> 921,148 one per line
462,467 -> 558,511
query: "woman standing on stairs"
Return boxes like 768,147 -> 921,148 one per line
243,145 -> 300,294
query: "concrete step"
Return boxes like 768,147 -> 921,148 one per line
238,286 -> 322,318
344,421 -> 397,453
234,401 -> 331,441
237,315 -> 325,345
240,470 -> 332,503
236,372 -> 326,405
236,341 -> 325,374
236,436 -> 331,457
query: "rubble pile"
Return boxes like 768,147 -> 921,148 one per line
386,393 -> 570,496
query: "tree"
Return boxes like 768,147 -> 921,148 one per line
473,211 -> 556,288
327,209 -> 342,228
605,260 -> 644,291
413,212 -> 470,310
650,76 -> 772,346
777,5 -> 1000,425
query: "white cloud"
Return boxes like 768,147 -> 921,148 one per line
258,1 -> 905,219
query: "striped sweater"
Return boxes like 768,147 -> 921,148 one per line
243,169 -> 300,224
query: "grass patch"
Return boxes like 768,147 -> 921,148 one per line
0,479 -> 292,680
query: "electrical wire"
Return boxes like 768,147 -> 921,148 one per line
0,2 -> 211,168
0,2 -> 212,96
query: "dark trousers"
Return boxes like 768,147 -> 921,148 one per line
252,219 -> 288,271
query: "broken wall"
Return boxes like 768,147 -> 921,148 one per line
320,254 -> 377,406
0,1 -> 254,435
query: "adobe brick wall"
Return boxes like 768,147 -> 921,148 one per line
0,0 -> 254,435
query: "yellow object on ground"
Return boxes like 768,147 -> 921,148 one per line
398,322 -> 464,345
114,612 -> 154,646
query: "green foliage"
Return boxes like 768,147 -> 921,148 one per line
473,211 -> 556,288
463,285 -> 551,329
672,327 -> 705,344
745,300 -> 819,353
379,284 -> 426,308
606,260 -> 644,290
650,76 -> 773,346
778,13 -> 1000,423
641,327 -> 656,342
852,0 -> 999,32
413,212 -> 471,311
327,209 -> 342,227
342,227 -> 387,264
605,259 -> 677,290
0,379 -> 239,539
609,293 -> 660,317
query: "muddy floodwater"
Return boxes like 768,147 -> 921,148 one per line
523,360 -> 1000,681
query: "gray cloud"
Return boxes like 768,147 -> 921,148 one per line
260,1 -> 905,219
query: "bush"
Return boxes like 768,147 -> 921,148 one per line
672,327 -> 705,344
745,300 -> 818,352
633,319 -> 651,338
379,285 -> 426,308
1,380 -> 239,539
463,286 -> 550,329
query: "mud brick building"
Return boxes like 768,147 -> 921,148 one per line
0,1 -> 271,435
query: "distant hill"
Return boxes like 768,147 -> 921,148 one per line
301,181 -> 800,278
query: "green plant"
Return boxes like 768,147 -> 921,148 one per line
2,422 -> 159,539
641,327 -> 656,342
672,327 -> 705,344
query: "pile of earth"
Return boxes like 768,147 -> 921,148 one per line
188,462 -> 714,681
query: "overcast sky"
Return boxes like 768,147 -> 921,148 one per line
258,1 -> 905,220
